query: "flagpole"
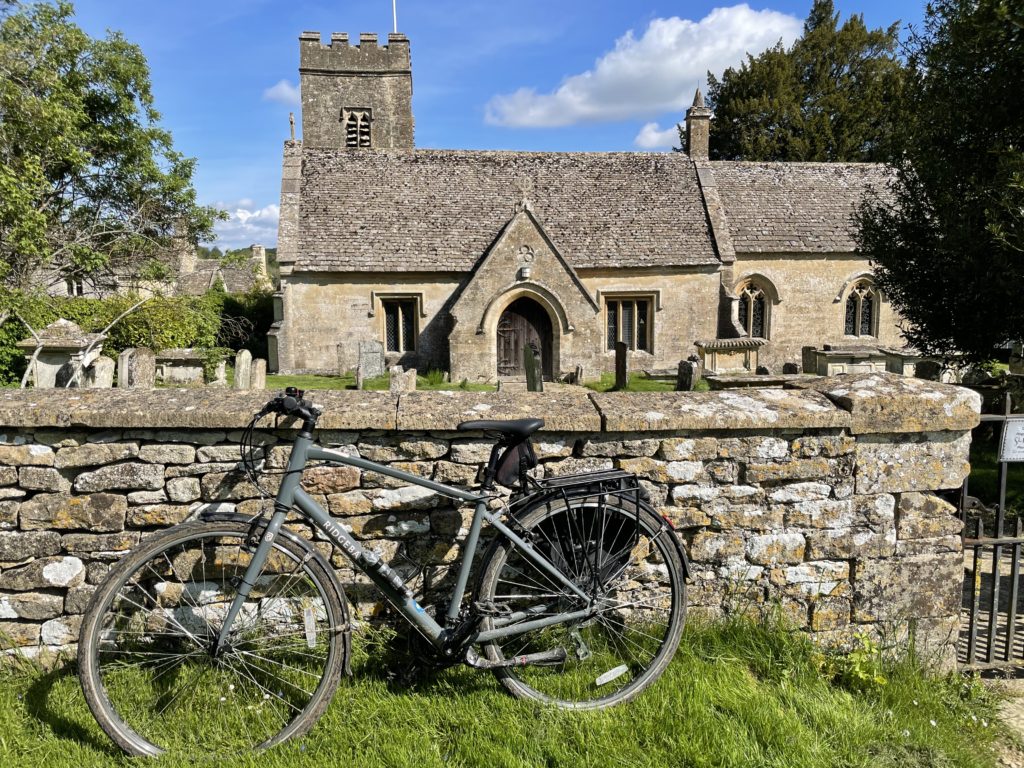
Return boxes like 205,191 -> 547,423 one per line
392,0 -> 397,32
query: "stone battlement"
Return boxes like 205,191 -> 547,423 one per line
299,30 -> 411,72
0,374 -> 980,666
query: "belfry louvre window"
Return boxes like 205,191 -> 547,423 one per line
738,282 -> 767,338
845,281 -> 877,336
606,298 -> 652,352
344,109 -> 372,148
383,298 -> 416,352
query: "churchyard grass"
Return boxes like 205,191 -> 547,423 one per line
583,372 -> 699,392
0,618 -> 1002,768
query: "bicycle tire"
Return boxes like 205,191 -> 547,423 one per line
476,496 -> 686,708
78,520 -> 349,757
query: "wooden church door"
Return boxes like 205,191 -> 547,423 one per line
496,297 -> 553,379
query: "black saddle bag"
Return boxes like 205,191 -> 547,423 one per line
494,439 -> 538,488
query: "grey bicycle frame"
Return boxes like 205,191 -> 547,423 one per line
216,431 -> 596,652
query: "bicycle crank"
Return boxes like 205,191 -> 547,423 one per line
464,646 -> 567,669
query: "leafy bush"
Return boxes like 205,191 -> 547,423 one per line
0,291 -> 226,384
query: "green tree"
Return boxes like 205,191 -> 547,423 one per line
856,0 -> 1024,363
703,0 -> 905,161
0,1 -> 223,292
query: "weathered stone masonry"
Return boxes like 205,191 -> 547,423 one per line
0,373 -> 978,665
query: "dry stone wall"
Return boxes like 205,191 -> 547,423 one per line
0,373 -> 979,666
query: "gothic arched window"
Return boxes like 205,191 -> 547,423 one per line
738,282 -> 768,338
845,280 -> 878,337
343,108 -> 372,148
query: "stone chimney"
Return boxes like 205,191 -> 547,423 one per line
250,244 -> 268,278
685,88 -> 712,160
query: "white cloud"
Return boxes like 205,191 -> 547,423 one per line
210,201 -> 280,249
634,121 -> 681,149
263,79 -> 300,106
485,4 -> 801,127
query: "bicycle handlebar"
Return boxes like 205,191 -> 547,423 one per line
256,387 -> 322,425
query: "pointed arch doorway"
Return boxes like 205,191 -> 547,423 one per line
496,297 -> 553,379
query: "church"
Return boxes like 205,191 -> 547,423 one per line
268,31 -> 905,382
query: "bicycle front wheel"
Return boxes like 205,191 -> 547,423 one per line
78,520 -> 349,757
476,497 -> 686,708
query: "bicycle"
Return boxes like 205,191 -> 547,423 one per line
78,388 -> 689,756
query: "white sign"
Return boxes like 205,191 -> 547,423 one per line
1000,417 -> 1024,462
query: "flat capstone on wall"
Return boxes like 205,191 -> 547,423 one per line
0,373 -> 980,667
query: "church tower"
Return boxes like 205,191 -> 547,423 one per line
298,31 -> 414,149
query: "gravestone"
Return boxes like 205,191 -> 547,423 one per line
251,359 -> 267,390
233,350 -> 252,391
524,344 -> 543,392
574,365 -> 584,385
614,342 -> 629,391
801,346 -> 817,375
117,349 -> 132,388
87,357 -> 115,388
782,362 -> 800,375
389,365 -> 416,392
357,341 -> 385,379
129,348 -> 156,389
675,359 -> 699,391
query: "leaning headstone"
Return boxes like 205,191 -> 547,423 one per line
675,360 -> 698,391
614,341 -> 629,391
782,362 -> 800,375
574,365 -> 584,385
357,341 -> 386,379
524,344 -> 543,392
233,349 -> 252,391
251,359 -> 267,390
129,347 -> 156,389
87,356 -> 115,388
389,365 -> 416,392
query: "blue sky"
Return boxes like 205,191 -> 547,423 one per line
70,0 -> 925,249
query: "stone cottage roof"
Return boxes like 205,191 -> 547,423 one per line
177,261 -> 265,295
708,162 -> 891,253
295,149 -> 719,272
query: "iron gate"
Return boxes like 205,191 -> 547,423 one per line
960,392 -> 1022,670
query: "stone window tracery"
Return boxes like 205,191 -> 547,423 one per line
844,280 -> 878,337
737,282 -> 768,338
343,108 -> 372,148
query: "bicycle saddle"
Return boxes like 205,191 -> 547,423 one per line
455,418 -> 544,439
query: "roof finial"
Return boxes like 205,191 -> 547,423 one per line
692,87 -> 705,109
289,112 -> 295,141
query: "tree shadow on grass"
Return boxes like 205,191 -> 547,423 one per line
24,663 -> 121,756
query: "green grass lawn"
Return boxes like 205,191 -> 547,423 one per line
252,371 -> 495,393
583,372 -> 709,392
0,619 -> 1003,768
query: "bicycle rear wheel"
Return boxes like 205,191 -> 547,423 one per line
476,497 -> 686,708
78,520 -> 349,757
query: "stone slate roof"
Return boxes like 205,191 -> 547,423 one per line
708,162 -> 891,253
177,261 -> 264,295
296,149 -> 719,272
